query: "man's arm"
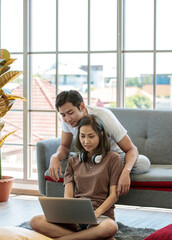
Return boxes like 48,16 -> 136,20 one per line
116,134 -> 139,197
48,131 -> 73,182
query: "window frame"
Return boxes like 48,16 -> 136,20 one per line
0,0 -> 171,184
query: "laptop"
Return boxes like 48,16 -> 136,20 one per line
38,196 -> 98,225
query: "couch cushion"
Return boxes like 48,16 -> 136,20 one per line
130,165 -> 172,191
144,224 -> 172,240
131,165 -> 172,182
0,227 -> 53,240
44,169 -> 64,181
45,175 -> 64,182
45,165 -> 172,191
109,108 -> 172,165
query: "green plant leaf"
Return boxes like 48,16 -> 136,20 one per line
0,71 -> 24,88
6,95 -> 26,101
0,49 -> 10,60
0,59 -> 7,65
0,90 -> 9,116
4,58 -> 16,66
0,66 -> 10,77
0,49 -> 26,179
0,131 -> 16,148
0,104 -> 14,118
0,123 -> 4,131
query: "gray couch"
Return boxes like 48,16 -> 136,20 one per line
37,108 -> 172,209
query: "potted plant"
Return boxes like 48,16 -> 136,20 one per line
0,49 -> 26,202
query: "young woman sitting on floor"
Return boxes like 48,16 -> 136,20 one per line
30,114 -> 123,240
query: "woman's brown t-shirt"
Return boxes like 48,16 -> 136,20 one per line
64,151 -> 123,220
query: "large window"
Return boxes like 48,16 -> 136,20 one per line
124,0 -> 172,110
0,0 -> 172,182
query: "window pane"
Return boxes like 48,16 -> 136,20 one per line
1,0 -> 23,52
31,112 -> 56,144
125,53 -> 153,109
30,146 -> 37,180
90,53 -> 116,107
90,0 -> 117,51
30,54 -> 56,110
59,0 -> 88,51
31,0 -> 56,51
2,112 -> 23,144
157,0 -> 172,50
57,54 -> 88,133
2,146 -> 23,179
156,53 -> 172,110
58,54 -> 87,93
124,0 -> 153,50
10,54 -> 23,71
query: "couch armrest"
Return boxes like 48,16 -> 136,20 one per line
36,138 -> 61,195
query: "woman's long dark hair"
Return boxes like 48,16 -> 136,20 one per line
75,114 -> 110,156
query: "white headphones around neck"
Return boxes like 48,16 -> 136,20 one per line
79,151 -> 103,164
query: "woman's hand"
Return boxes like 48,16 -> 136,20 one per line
94,209 -> 101,219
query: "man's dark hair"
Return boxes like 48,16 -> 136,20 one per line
55,90 -> 84,111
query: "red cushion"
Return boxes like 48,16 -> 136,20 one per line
45,176 -> 64,183
44,177 -> 172,191
131,181 -> 172,188
144,224 -> 172,240
131,181 -> 172,192
131,186 -> 172,192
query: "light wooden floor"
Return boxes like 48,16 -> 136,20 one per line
0,194 -> 172,230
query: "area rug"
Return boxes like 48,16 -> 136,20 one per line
18,221 -> 156,240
